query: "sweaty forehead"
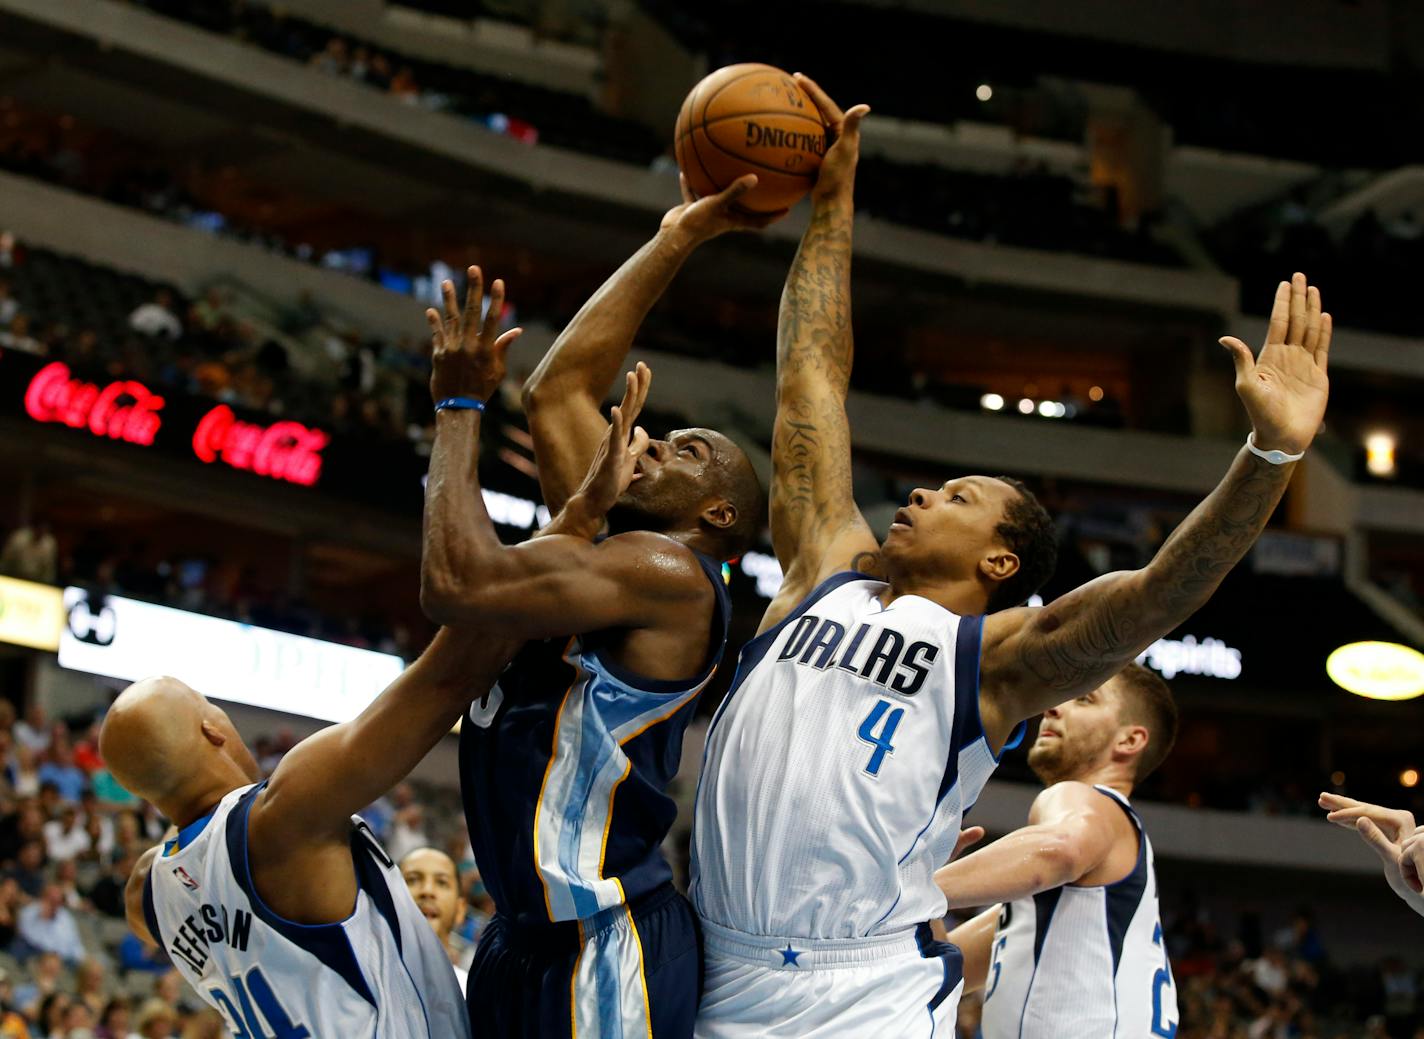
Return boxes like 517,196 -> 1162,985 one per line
669,427 -> 736,457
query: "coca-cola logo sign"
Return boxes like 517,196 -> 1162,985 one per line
192,405 -> 329,487
23,362 -> 165,445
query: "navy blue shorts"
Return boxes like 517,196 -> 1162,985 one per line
467,882 -> 702,1038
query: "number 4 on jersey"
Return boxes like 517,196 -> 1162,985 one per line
857,700 -> 904,777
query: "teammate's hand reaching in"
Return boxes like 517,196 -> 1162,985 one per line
426,266 -> 524,404
661,174 -> 787,239
793,74 -> 869,204
1319,792 -> 1424,917
1220,273 -> 1331,457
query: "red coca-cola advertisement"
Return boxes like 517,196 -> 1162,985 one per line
192,405 -> 329,487
23,362 -> 165,445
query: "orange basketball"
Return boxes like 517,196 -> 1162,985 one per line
674,64 -> 827,215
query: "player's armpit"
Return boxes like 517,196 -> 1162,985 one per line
124,845 -> 161,945
946,906 -> 1000,995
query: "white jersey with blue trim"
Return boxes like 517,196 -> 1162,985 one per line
981,786 -> 1179,1039
144,783 -> 470,1039
691,571 -> 1022,940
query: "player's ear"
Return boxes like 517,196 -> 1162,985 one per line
701,498 -> 737,533
200,719 -> 227,748
979,549 -> 1020,584
1117,724 -> 1149,761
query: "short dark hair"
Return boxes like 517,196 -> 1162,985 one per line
1113,663 -> 1178,781
987,477 -> 1057,612
709,444 -> 767,561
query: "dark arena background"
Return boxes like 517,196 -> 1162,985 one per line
0,0 -> 1422,1036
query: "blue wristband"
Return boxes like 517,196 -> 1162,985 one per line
435,396 -> 486,413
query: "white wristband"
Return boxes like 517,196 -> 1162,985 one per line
1246,432 -> 1305,465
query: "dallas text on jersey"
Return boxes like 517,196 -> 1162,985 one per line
778,614 -> 940,696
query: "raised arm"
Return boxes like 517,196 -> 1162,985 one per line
419,272 -> 709,642
934,782 -> 1124,909
523,177 -> 782,513
979,274 -> 1331,745
946,906 -> 999,995
760,76 -> 878,633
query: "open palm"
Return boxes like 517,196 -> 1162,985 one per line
1221,272 -> 1331,456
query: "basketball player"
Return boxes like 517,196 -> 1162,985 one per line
1319,793 -> 1424,917
401,847 -> 470,989
107,341 -> 640,1036
690,73 -> 1333,1037
419,267 -> 764,1037
936,664 -> 1180,1037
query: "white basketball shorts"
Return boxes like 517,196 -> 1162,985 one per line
694,919 -> 964,1038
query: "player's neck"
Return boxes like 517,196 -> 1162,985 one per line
880,574 -> 988,616
162,767 -> 252,828
1073,763 -> 1135,800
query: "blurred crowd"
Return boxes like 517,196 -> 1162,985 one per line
0,232 -> 434,448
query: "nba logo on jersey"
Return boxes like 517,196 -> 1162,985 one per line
173,867 -> 199,892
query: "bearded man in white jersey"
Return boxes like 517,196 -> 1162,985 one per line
690,72 -> 1333,1038
937,663 -> 1180,1037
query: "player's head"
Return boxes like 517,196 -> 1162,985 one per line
608,427 -> 766,561
880,475 -> 1056,612
100,676 -> 261,821
1028,664 -> 1178,789
400,846 -> 465,946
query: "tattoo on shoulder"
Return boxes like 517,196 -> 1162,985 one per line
849,551 -> 884,578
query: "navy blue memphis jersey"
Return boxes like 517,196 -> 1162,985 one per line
459,551 -> 730,924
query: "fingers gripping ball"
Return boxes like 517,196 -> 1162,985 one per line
675,64 -> 827,215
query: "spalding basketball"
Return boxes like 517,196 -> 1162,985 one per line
674,64 -> 827,215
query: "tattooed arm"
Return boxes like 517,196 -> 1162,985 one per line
760,77 -> 879,634
523,176 -> 781,514
978,274 -> 1333,750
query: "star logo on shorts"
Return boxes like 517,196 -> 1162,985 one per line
779,944 -> 801,967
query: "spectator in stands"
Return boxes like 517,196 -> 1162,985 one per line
399,847 -> 469,988
118,930 -> 169,974
87,850 -> 135,919
7,840 -> 48,898
96,998 -> 133,1039
38,744 -> 86,804
0,879 -> 19,950
134,998 -> 177,1039
0,231 -> 15,269
181,1008 -> 226,1039
37,990 -> 72,1038
14,705 -> 49,756
42,804 -> 89,863
7,749 -> 39,802
16,883 -> 84,964
127,289 -> 182,340
0,521 -> 57,585
0,278 -> 16,325
74,958 -> 107,1019
0,314 -> 43,355
12,951 -> 61,1019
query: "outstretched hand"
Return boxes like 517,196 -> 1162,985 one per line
661,174 -> 788,239
1319,792 -> 1424,917
571,362 -> 653,519
793,73 -> 869,203
1220,272 -> 1331,456
426,266 -> 524,405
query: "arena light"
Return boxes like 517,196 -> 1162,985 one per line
1403,769 -> 1420,789
1088,385 -> 1105,402
1365,432 -> 1396,477
975,84 -> 993,102
59,588 -> 405,724
980,393 -> 1005,411
0,577 -> 65,651
1327,641 -> 1424,701
1017,398 -> 1035,415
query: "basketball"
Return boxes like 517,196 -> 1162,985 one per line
674,63 -> 827,214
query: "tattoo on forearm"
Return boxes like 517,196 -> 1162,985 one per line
771,200 -> 857,545
1021,451 -> 1291,692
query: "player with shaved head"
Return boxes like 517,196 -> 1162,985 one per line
105,373 -> 639,1038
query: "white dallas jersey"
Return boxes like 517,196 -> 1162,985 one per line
692,572 -> 1022,939
143,783 -> 469,1039
981,786 -> 1179,1039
